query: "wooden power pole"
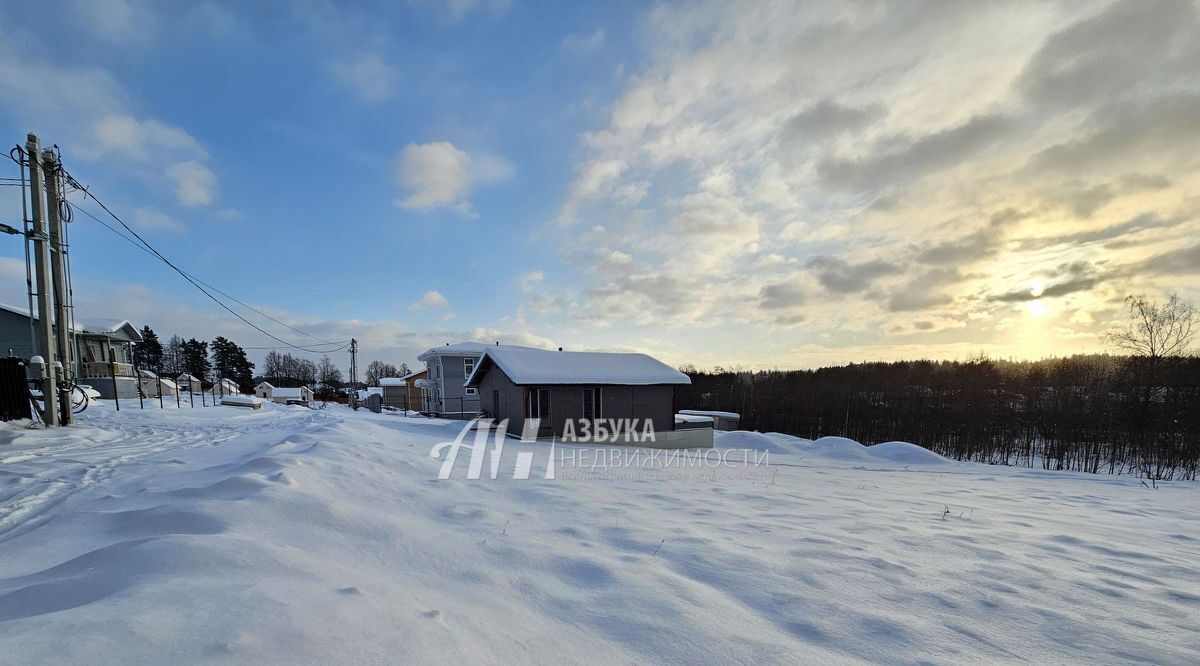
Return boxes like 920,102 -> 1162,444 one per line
26,134 -> 59,426
43,149 -> 72,425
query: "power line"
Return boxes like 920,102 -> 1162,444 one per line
58,180 -> 351,354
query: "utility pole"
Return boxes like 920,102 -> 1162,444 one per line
26,134 -> 58,426
348,338 -> 358,410
43,149 -> 72,425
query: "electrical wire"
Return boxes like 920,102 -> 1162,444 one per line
57,177 -> 351,354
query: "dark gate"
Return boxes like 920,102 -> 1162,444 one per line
0,357 -> 32,421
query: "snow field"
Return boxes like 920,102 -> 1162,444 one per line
0,402 -> 1197,664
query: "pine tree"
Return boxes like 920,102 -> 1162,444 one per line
134,326 -> 163,372
181,338 -> 211,381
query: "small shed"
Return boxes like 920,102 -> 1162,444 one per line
677,409 -> 740,431
216,378 -> 240,396
138,369 -> 178,397
176,373 -> 202,393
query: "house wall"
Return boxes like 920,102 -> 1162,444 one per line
474,365 -> 678,439
0,308 -> 37,360
478,365 -> 524,434
425,353 -> 482,417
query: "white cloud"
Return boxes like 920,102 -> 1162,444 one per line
167,161 -> 217,207
132,206 -> 184,232
411,290 -> 449,309
91,115 -> 206,162
70,0 -> 154,47
215,208 -> 243,221
562,29 -> 606,53
331,53 -> 398,101
519,271 -> 544,291
393,142 -> 512,217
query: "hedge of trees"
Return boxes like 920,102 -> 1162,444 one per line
678,354 -> 1200,480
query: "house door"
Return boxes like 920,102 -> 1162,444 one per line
528,388 -> 552,436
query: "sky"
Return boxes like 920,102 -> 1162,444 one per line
0,0 -> 1197,373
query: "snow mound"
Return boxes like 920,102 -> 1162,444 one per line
805,436 -> 875,462
221,395 -> 263,407
715,431 -> 950,465
713,430 -> 796,453
868,441 -> 950,465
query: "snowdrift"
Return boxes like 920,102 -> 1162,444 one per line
716,430 -> 952,465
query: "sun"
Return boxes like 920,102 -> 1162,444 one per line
1028,299 -> 1047,318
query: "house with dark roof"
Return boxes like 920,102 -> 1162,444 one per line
0,303 -> 144,399
464,346 -> 708,447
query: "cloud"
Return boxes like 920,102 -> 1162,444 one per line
167,161 -> 217,207
215,208 -> 243,221
410,290 -> 449,309
817,114 -> 1011,191
519,271 -> 544,291
1018,0 -> 1200,109
886,267 -> 967,312
132,207 -> 183,232
562,29 -> 606,53
781,99 -> 885,141
69,0 -> 154,47
331,53 -> 398,101
806,256 -> 903,294
91,115 -> 206,163
1016,213 -> 1182,252
393,142 -> 512,216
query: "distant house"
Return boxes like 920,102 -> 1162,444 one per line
379,368 -> 427,411
256,382 -> 312,405
464,346 -> 706,447
216,378 -> 240,396
0,303 -> 144,399
138,369 -> 178,397
176,373 -> 203,393
418,342 -> 536,418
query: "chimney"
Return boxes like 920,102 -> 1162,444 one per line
558,347 -> 563,352
495,341 -> 499,346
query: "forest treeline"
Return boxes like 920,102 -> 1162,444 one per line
677,354 -> 1200,480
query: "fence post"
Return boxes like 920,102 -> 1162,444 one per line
157,374 -> 164,409
109,361 -> 120,412
131,354 -> 144,409
176,378 -> 181,408
189,382 -> 194,407
201,380 -> 206,407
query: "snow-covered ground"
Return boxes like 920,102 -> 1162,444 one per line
1,402 -> 1197,664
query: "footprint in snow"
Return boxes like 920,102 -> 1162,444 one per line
421,610 -> 443,621
336,586 -> 363,595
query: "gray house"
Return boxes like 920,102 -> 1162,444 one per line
417,341 -> 532,417
464,346 -> 697,443
0,303 -> 144,398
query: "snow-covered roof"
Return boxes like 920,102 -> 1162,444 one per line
177,373 -> 200,382
678,409 -> 740,420
465,347 -> 690,386
255,381 -> 275,390
0,303 -> 140,341
417,341 -> 538,362
271,387 -> 310,399
400,368 -> 426,380
675,414 -> 715,424
379,377 -> 406,386
76,318 -> 143,342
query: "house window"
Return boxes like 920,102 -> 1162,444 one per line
463,357 -> 475,378
528,388 -> 551,419
583,387 -> 602,420
465,387 -> 478,396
